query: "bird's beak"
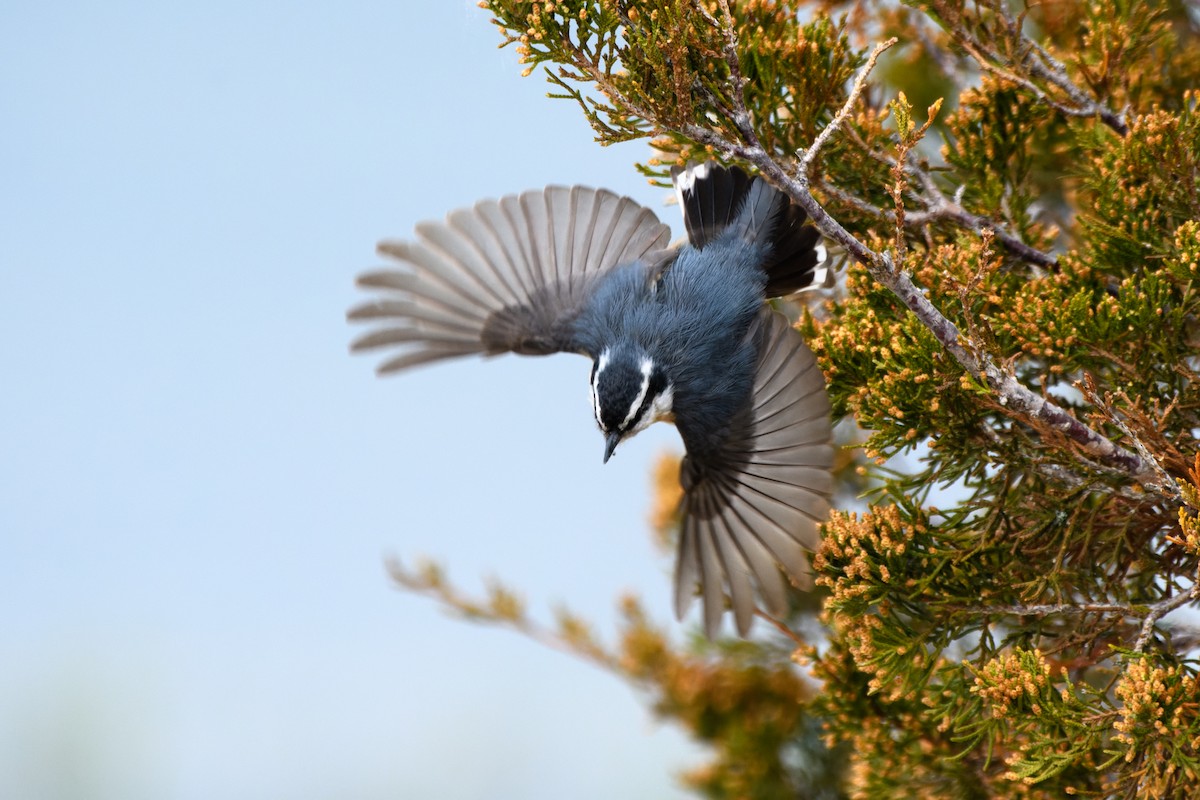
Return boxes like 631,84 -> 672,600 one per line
603,431 -> 622,463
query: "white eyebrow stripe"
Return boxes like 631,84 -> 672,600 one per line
591,350 -> 610,431
621,358 -> 654,430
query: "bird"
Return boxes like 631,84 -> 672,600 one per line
347,162 -> 835,637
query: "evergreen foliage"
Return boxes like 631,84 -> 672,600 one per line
392,1 -> 1200,796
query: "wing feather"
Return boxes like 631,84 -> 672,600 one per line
414,222 -> 518,312
461,203 -> 537,304
715,478 -> 814,574
696,524 -> 726,638
710,511 -> 758,635
720,497 -> 790,615
349,185 -> 672,372
673,309 -> 833,635
674,512 -> 702,621
376,345 -> 483,374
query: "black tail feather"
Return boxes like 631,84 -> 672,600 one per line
673,162 -> 754,248
671,162 -> 825,297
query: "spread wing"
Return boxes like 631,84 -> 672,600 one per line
674,309 -> 834,637
348,185 -> 673,372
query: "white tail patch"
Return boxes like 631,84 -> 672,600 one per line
797,243 -> 835,293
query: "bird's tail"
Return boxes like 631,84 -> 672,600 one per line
671,162 -> 828,297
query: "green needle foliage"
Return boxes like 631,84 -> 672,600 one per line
395,1 -> 1200,796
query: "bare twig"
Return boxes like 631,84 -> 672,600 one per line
956,37 -> 1099,121
712,0 -> 761,149
1082,379 -> 1184,501
1107,414 -> 1183,500
916,198 -> 1060,269
1133,583 -> 1200,652
1035,462 -> 1152,502
954,584 -> 1200,654
962,601 -> 1143,616
800,38 -> 897,171
817,175 -> 1059,269
816,123 -> 1061,269
993,1 -> 1129,135
754,608 -> 807,647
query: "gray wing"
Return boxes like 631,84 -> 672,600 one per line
348,185 -> 673,373
674,309 -> 834,637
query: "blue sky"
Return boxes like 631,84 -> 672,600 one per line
0,2 -> 704,797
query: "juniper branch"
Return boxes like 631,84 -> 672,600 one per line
530,10 -> 1159,490
908,191 -> 1060,270
991,0 -> 1129,135
709,0 -> 760,149
1035,462 -> 1155,502
816,122 -> 1060,269
386,556 -> 619,668
671,24 -> 1157,486
954,585 -> 1200,653
728,169 -> 1158,487
925,0 -> 1129,135
816,174 -> 1060,269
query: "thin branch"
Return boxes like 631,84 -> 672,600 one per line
928,0 -> 1129,135
713,0 -> 761,149
961,602 -> 1142,616
800,38 -> 897,171
817,175 -> 1061,270
1076,378 -> 1184,501
819,128 -> 1061,269
1035,462 -> 1153,502
956,36 -> 1100,122
912,198 -> 1060,269
1098,391 -> 1184,502
991,1 -> 1129,135
755,607 -> 807,647
901,150 -> 1060,267
953,584 -> 1200,654
386,556 -> 620,668
1134,583 -> 1200,652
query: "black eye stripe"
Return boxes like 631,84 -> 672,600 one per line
624,369 -> 668,431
